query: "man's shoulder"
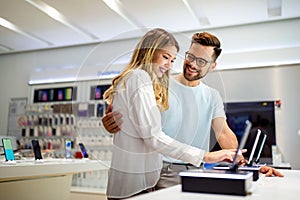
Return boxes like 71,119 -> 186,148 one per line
201,83 -> 220,94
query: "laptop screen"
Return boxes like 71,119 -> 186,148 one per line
231,120 -> 252,168
246,131 -> 267,165
247,129 -> 262,165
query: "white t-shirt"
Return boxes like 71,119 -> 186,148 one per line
161,77 -> 226,163
106,69 -> 205,198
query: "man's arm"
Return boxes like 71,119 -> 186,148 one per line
212,117 -> 247,165
212,117 -> 238,149
101,104 -> 123,133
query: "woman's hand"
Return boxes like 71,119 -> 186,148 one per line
203,149 -> 247,163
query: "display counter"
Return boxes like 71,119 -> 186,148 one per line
128,169 -> 300,200
0,159 -> 108,200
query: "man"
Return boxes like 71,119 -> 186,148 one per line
102,32 -> 283,189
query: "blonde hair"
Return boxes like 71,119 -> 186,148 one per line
104,28 -> 179,111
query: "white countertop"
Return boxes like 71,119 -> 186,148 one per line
128,169 -> 300,200
0,158 -> 110,181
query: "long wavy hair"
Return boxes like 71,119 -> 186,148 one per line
104,28 -> 179,111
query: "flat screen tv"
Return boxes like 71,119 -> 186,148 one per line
210,101 -> 276,164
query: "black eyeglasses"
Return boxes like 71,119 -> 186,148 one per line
185,52 -> 212,68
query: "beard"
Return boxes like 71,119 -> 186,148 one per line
183,63 -> 210,81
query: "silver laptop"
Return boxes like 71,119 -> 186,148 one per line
205,120 -> 252,171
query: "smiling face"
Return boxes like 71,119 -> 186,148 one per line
183,43 -> 216,82
152,45 -> 178,78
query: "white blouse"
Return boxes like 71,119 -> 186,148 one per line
106,69 -> 205,198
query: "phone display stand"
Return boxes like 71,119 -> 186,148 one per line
180,169 -> 253,196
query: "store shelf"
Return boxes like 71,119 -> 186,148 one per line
71,186 -> 106,194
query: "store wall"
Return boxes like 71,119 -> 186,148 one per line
0,18 -> 300,169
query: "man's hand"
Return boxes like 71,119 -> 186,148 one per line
237,154 -> 248,166
101,104 -> 123,134
259,165 -> 284,177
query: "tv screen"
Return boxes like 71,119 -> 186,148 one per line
33,87 -> 77,103
210,101 -> 276,163
90,85 -> 110,100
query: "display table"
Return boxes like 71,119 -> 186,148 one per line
0,159 -> 108,200
128,169 -> 300,200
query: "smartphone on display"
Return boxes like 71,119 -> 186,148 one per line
31,140 -> 43,160
2,138 -> 15,161
65,139 -> 72,159
79,143 -> 89,158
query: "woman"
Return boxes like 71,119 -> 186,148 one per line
104,28 -> 234,199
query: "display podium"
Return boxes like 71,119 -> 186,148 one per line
0,159 -> 108,200
128,170 -> 300,200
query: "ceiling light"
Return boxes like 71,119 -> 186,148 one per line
182,0 -> 210,26
0,44 -> 13,52
0,17 -> 52,46
102,0 -> 144,28
26,0 -> 99,40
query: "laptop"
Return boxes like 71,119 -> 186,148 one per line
254,133 -> 267,164
204,120 -> 252,171
246,129 -> 267,166
211,121 -> 267,181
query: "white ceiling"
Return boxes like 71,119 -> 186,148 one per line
0,0 -> 300,55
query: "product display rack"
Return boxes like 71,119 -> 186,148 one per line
13,80 -> 114,196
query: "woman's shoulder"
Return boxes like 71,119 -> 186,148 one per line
127,69 -> 151,82
125,69 -> 153,94
131,69 -> 149,77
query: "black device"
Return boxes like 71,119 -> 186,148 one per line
223,101 -> 276,162
2,138 -> 15,161
254,133 -> 267,164
31,139 -> 43,160
79,143 -> 89,158
246,129 -> 261,166
180,169 -> 253,196
246,129 -> 267,166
